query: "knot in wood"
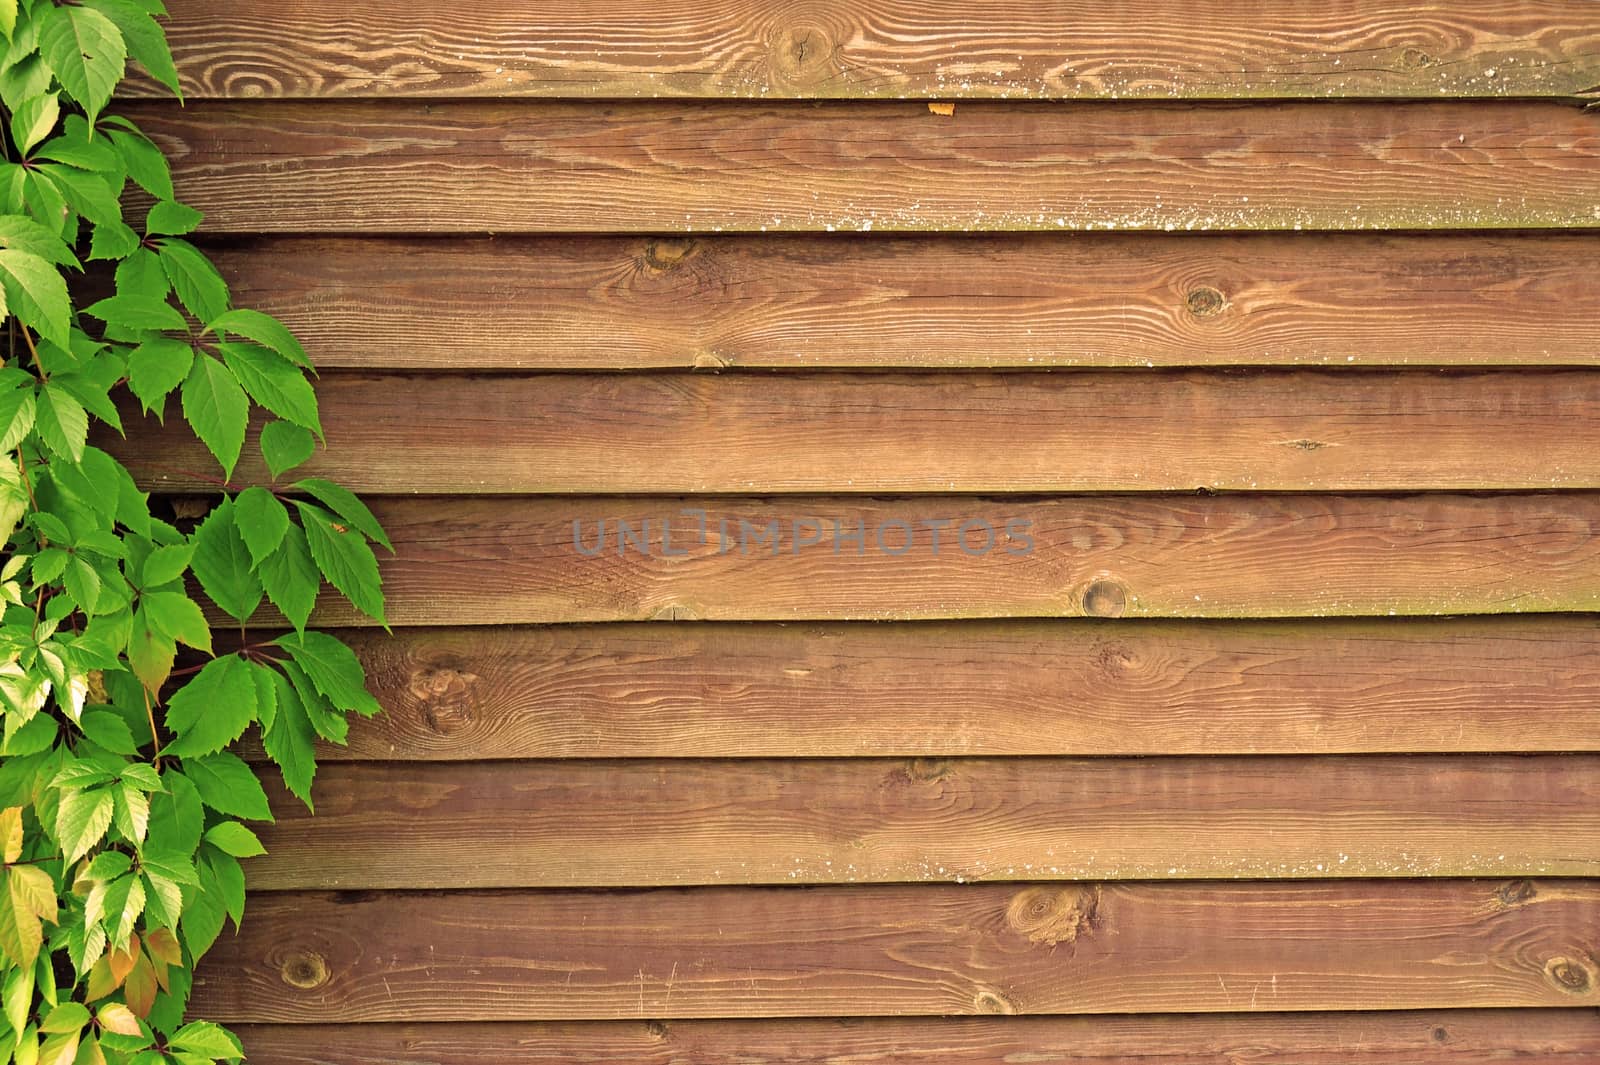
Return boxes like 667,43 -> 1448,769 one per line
1082,580 -> 1127,618
279,950 -> 329,989
409,665 -> 479,734
771,23 -> 836,84
902,757 -> 950,783
973,989 -> 1016,1014
1496,879 -> 1536,907
1545,955 -> 1594,994
1185,286 -> 1226,317
1006,886 -> 1099,946
1400,47 -> 1435,70
642,237 -> 696,272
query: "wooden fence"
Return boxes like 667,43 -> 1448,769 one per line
114,2 -> 1600,1061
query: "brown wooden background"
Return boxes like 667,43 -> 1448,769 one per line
112,2 -> 1600,1061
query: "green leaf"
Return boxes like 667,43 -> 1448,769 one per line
179,353 -> 248,478
125,614 -> 176,692
107,126 -> 173,200
259,419 -> 314,478
83,293 -> 187,332
233,485 -> 289,566
126,336 -> 193,414
64,555 -> 102,613
78,710 -> 139,755
0,0 -> 15,39
35,3 -> 125,126
190,499 -> 263,622
104,873 -> 145,946
208,308 -> 311,369
55,786 -> 113,863
258,522 -> 319,634
177,880 -> 224,960
20,168 -> 70,240
157,238 -> 228,321
38,164 -> 121,226
219,340 -> 319,433
0,384 -> 35,451
39,1002 -> 89,1034
261,668 -> 315,808
81,0 -> 181,98
52,370 -> 122,433
160,654 -> 257,759
115,246 -> 169,301
296,478 -> 392,551
182,753 -> 271,821
34,383 -> 88,461
0,214 -> 79,268
140,543 -> 194,587
202,821 -> 265,858
114,781 -> 150,843
297,502 -> 384,624
144,199 -> 200,237
88,218 -> 139,260
170,1021 -> 242,1059
140,591 -> 210,652
10,92 -> 60,156
146,770 -> 202,855
274,630 -> 380,717
0,247 -> 69,348
202,846 -> 245,925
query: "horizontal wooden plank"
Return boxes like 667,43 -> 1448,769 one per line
190,494 -> 1600,626
129,100 -> 1600,233
236,618 -> 1600,759
206,233 -> 1600,369
145,1 -> 1600,100
189,880 -> 1600,1020
247,755 -> 1600,888
113,369 -> 1600,494
229,1011 -> 1600,1065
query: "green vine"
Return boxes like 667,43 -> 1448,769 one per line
0,2 -> 389,1062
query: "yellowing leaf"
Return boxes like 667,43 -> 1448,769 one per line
122,951 -> 155,1017
0,806 -> 21,863
9,864 -> 55,923
95,1002 -> 141,1037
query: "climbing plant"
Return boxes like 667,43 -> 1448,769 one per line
0,2 -> 389,1062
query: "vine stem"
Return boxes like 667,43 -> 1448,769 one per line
17,323 -> 43,376
140,684 -> 163,770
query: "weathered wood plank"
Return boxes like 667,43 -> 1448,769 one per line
247,755 -> 1600,888
188,880 -> 1600,1020
236,618 -> 1600,759
229,1011 -> 1600,1065
206,233 -> 1600,369
127,100 -> 1600,233
144,1 -> 1600,100
112,369 -> 1600,494
195,494 -> 1600,626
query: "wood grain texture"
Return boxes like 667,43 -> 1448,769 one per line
235,618 -> 1600,759
188,880 -> 1600,1021
228,1011 -> 1600,1065
206,232 -> 1600,369
194,494 -> 1600,626
112,369 -> 1600,494
143,1 -> 1600,100
127,100 -> 1600,234
247,755 -> 1600,888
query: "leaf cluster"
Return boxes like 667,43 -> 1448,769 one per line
0,4 -> 390,1063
